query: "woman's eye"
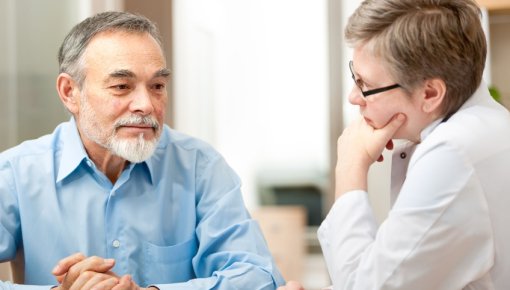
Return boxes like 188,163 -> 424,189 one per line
355,78 -> 365,88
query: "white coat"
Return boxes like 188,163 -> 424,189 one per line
318,83 -> 510,290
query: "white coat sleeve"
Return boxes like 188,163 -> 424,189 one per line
318,144 -> 494,290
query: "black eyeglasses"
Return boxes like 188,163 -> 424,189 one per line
349,60 -> 401,97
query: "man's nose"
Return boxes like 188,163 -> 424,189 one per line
130,87 -> 155,115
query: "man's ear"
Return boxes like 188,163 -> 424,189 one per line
56,73 -> 80,114
421,78 -> 446,114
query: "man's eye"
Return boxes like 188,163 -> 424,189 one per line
113,84 -> 130,90
152,83 -> 166,90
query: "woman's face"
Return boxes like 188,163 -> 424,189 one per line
349,44 -> 430,142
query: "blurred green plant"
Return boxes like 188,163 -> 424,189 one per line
489,85 -> 502,103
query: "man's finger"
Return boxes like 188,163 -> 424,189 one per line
56,274 -> 65,284
52,253 -> 86,276
89,276 -> 119,290
278,281 -> 304,290
56,256 -> 116,290
111,275 -> 133,290
66,271 -> 119,290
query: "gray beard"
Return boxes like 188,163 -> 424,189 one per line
78,94 -> 160,163
106,132 -> 158,163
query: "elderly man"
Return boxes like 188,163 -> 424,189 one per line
0,11 -> 284,290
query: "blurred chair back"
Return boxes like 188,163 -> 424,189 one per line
252,206 -> 306,281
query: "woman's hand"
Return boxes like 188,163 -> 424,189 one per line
335,113 -> 406,198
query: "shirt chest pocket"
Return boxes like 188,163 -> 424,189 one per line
142,237 -> 197,285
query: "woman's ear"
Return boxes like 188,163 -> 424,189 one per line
56,73 -> 80,114
421,78 -> 446,114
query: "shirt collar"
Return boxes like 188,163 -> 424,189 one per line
143,128 -> 169,185
419,81 -> 490,142
56,117 -> 160,185
56,117 -> 90,183
419,118 -> 443,142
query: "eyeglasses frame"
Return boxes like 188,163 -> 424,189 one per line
349,60 -> 401,97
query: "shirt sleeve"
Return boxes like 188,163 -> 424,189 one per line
318,144 -> 494,290
155,153 -> 285,290
3,283 -> 54,290
0,164 -> 23,289
0,164 -> 20,262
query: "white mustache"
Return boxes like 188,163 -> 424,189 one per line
115,115 -> 159,130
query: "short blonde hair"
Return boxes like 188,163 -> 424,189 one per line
346,0 -> 487,117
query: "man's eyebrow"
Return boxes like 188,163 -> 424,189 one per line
154,68 -> 171,79
109,69 -> 136,79
103,68 -> 170,84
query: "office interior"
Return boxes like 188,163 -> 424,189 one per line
0,0 -> 509,289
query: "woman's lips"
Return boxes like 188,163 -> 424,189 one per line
363,116 -> 374,127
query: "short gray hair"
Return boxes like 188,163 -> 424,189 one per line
58,11 -> 163,87
346,0 -> 486,117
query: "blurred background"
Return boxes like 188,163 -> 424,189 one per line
1,0 -> 508,288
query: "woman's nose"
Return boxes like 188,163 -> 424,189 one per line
348,86 -> 365,106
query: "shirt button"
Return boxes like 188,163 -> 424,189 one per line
400,152 -> 407,159
112,240 -> 121,248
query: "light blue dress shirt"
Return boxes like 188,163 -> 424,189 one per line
0,118 -> 284,290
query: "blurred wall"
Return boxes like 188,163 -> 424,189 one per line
172,0 -> 330,210
489,14 -> 510,107
0,0 -> 82,151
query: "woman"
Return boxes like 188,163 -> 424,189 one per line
280,0 -> 510,289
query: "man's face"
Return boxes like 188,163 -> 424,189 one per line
76,30 -> 170,162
